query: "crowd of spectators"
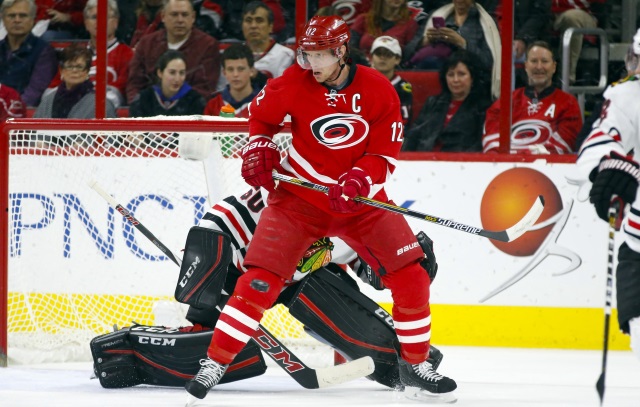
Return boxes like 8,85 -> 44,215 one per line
0,0 -> 634,155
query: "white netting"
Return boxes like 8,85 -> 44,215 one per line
4,117 -> 330,365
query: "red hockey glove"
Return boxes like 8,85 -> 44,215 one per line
328,168 -> 372,213
589,151 -> 640,221
241,136 -> 280,191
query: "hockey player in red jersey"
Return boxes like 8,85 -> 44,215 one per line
483,41 -> 582,154
185,15 -> 457,402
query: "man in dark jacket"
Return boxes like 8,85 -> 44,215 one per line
0,0 -> 58,106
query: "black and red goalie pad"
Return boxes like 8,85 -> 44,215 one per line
90,324 -> 266,388
175,227 -> 233,309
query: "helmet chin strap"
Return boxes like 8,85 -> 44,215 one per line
324,60 -> 347,85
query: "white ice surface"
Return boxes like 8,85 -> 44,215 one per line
1,346 -> 639,407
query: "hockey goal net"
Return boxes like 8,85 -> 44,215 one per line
0,116 -> 329,366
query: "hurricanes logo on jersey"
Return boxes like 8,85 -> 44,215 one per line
310,113 -> 369,149
511,120 -> 553,148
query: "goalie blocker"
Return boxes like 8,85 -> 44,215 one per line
90,228 -> 444,389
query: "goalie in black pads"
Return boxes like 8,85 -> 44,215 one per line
90,186 -> 456,398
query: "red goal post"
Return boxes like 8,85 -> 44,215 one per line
0,117 -> 336,367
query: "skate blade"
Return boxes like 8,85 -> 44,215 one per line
405,386 -> 457,404
185,394 -> 200,407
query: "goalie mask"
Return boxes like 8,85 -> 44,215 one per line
297,16 -> 350,70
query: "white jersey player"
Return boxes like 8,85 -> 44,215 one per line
576,28 -> 640,361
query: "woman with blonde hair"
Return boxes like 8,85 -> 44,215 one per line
349,0 -> 418,57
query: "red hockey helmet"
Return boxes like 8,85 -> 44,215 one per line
298,16 -> 350,51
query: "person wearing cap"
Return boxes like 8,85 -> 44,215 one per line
184,14 -> 457,404
370,35 -> 413,128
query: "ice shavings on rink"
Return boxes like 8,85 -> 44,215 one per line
1,346 -> 639,407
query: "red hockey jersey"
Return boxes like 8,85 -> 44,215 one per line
483,86 -> 582,154
247,63 -> 404,210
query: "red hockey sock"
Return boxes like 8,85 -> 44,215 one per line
207,267 -> 285,364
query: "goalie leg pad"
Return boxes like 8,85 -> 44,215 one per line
90,325 -> 266,388
175,227 -> 233,309
285,267 -> 401,388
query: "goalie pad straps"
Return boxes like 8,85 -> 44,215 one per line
175,227 -> 233,309
285,266 -> 401,388
90,325 -> 266,388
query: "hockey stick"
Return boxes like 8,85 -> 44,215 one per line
88,180 -> 375,389
596,199 -> 622,406
273,173 -> 545,243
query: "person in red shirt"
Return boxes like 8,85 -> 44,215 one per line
0,83 -> 26,121
184,15 -> 457,404
35,0 -> 87,40
483,41 -> 582,154
204,43 -> 260,118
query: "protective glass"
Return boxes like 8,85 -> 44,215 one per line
296,47 -> 342,70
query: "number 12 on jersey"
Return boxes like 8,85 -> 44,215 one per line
391,121 -> 404,142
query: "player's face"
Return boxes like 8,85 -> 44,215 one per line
446,62 -> 472,101
84,7 -> 118,39
302,49 -> 341,82
223,58 -> 253,92
2,1 -> 34,37
525,46 -> 556,90
162,0 -> 195,41
157,58 -> 186,98
242,7 -> 272,45
371,48 -> 400,76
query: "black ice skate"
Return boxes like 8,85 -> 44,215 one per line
398,358 -> 457,403
185,357 -> 228,403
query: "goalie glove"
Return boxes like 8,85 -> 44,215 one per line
328,168 -> 372,213
241,136 -> 280,191
589,151 -> 640,221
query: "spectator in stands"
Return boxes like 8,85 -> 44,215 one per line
127,0 -> 164,48
0,0 -> 58,107
241,1 -> 293,87
129,50 -> 206,117
205,43 -> 259,117
126,0 -> 219,104
482,41 -> 582,154
0,83 -> 26,121
551,0 -> 606,85
35,0 -> 88,41
34,44 -> 116,118
479,0 -> 552,88
369,35 -> 413,128
44,0 -> 133,108
217,0 -> 284,42
411,0 -> 500,99
82,0 -> 132,108
349,0 -> 419,58
403,49 -> 490,152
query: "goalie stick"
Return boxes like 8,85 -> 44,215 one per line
273,172 -> 545,243
88,180 -> 375,389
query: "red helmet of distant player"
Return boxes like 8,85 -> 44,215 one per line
297,16 -> 350,70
